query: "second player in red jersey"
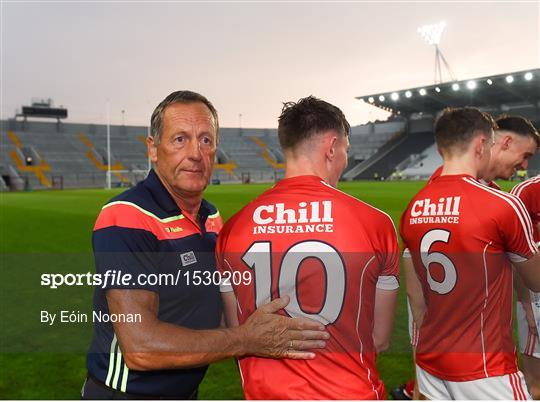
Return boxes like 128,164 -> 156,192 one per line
216,97 -> 400,399
397,114 -> 540,399
512,175 -> 540,399
401,108 -> 539,399
512,175 -> 540,242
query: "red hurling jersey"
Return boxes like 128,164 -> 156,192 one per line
512,175 -> 540,243
216,175 -> 399,400
400,174 -> 537,382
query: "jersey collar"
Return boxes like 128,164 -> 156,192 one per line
276,175 -> 327,186
144,169 -> 183,215
433,173 -> 477,182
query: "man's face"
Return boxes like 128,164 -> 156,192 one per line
328,133 -> 349,187
488,131 -> 537,180
149,102 -> 217,197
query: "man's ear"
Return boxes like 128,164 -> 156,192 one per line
147,136 -> 158,164
325,134 -> 338,161
471,134 -> 486,159
480,134 -> 494,159
500,134 -> 512,150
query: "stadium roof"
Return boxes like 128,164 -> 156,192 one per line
357,68 -> 540,116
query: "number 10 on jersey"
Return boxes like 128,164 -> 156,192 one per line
241,240 -> 346,325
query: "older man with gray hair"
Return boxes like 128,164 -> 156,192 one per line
83,90 -> 328,399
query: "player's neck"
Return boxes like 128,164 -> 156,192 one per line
284,157 -> 328,183
440,157 -> 479,178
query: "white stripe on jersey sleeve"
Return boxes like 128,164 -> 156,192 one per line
511,175 -> 540,198
219,283 -> 233,293
507,252 -> 529,263
219,258 -> 234,293
463,177 -> 537,254
531,290 -> 540,340
376,275 -> 399,290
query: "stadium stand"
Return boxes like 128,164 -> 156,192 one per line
217,128 -> 282,182
0,118 -> 398,190
347,68 -> 540,180
344,117 -> 434,180
400,143 -> 442,179
0,176 -> 7,192
348,121 -> 405,162
0,123 -> 268,189
2,69 -> 538,190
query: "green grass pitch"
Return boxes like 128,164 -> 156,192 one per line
0,180 -> 516,399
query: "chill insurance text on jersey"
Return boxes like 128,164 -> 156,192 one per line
216,175 -> 399,400
400,174 -> 538,382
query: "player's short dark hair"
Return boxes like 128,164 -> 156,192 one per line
434,107 -> 497,152
278,96 -> 350,150
495,114 -> 540,147
150,90 -> 219,145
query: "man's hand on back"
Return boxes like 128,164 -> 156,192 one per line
236,296 -> 330,360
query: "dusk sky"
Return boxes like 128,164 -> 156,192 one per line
2,1 -> 538,128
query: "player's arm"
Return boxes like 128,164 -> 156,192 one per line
108,289 -> 329,371
514,252 -> 540,293
403,252 -> 427,327
499,194 -> 540,292
373,286 -> 398,353
221,290 -> 240,327
373,214 -> 401,353
513,269 -> 538,336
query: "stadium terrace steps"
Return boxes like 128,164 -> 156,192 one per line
5,131 -> 53,188
348,130 -> 435,180
343,117 -> 435,181
248,136 -> 284,169
401,143 -> 442,179
0,175 -> 7,191
343,131 -> 406,180
347,121 -> 405,164
1,120 -> 396,189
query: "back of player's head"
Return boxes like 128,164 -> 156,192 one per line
278,96 -> 350,150
434,107 -> 497,154
150,90 -> 219,145
495,114 -> 540,147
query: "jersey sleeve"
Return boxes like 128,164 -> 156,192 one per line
92,209 -> 160,292
511,181 -> 535,214
215,223 -> 234,293
374,214 -> 400,290
497,195 -> 538,262
399,202 -> 414,263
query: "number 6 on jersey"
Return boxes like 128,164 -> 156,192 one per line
420,229 -> 457,295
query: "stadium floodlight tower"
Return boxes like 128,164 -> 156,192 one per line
418,21 -> 457,84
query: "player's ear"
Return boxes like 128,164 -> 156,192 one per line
147,136 -> 158,164
501,134 -> 512,150
473,134 -> 487,159
325,133 -> 338,161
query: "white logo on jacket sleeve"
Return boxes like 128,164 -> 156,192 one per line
180,251 -> 197,267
